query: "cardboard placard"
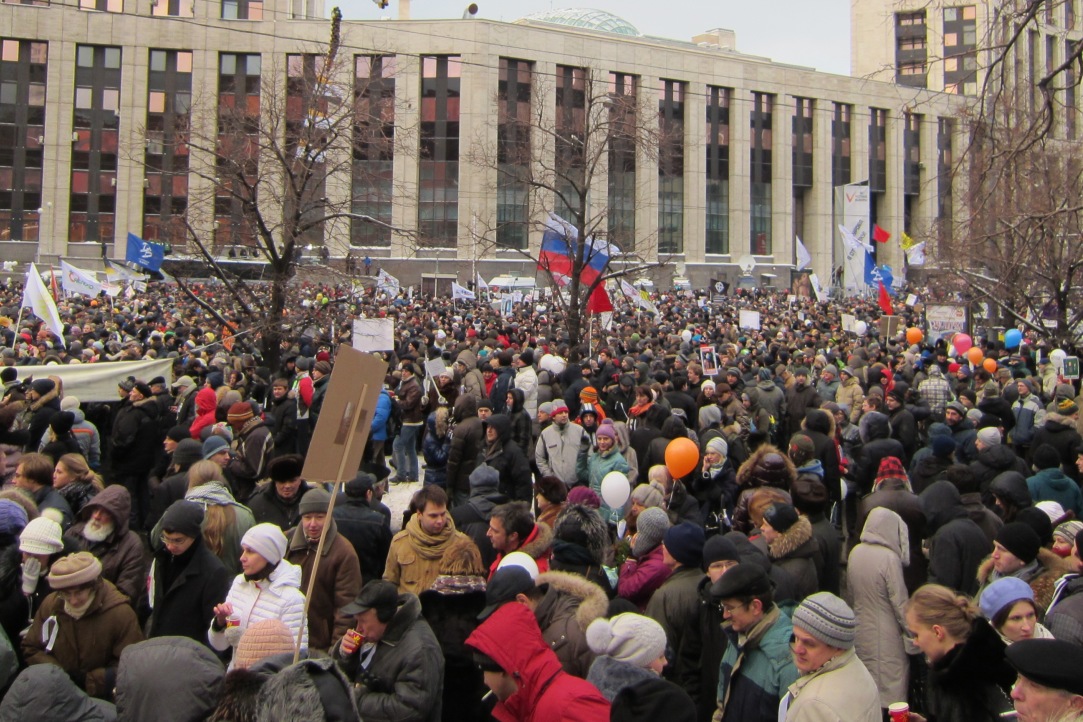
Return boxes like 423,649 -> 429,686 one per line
301,346 -> 388,484
1063,356 -> 1080,380
879,315 -> 903,340
840,313 -> 857,333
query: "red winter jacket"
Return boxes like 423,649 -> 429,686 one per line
465,603 -> 610,722
616,544 -> 673,610
189,387 -> 219,440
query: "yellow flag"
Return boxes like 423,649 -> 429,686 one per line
900,231 -> 916,251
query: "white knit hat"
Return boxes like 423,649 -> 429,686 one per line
585,613 -> 666,669
240,523 -> 288,565
19,517 -> 64,555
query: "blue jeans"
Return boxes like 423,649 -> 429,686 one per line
392,423 -> 422,481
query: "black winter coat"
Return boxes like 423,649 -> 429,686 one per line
1029,417 -> 1083,482
110,398 -> 160,475
446,397 -> 484,495
148,539 -> 232,644
970,445 -> 1030,507
801,417 -> 842,503
248,481 -> 311,531
921,481 -> 991,596
479,414 -> 533,502
267,394 -> 297,458
924,619 -> 1014,722
333,497 -> 392,582
676,575 -> 727,722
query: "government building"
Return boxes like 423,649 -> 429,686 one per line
0,0 -> 965,290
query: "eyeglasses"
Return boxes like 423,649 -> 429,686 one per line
160,533 -> 193,548
720,601 -> 748,614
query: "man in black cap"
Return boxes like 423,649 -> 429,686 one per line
334,579 -> 444,721
333,470 -> 392,581
247,454 -> 311,531
110,378 -> 160,529
23,377 -> 60,451
1006,638 -> 1083,722
476,565 -> 535,622
712,563 -> 798,722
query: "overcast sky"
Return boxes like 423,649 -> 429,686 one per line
333,0 -> 853,77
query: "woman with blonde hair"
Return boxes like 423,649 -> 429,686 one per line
52,453 -> 103,517
904,584 -> 1015,722
151,460 -> 254,575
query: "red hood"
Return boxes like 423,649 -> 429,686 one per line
195,387 -> 217,414
465,603 -> 565,720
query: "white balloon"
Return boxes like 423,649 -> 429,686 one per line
600,471 -> 631,508
681,329 -> 693,343
854,320 -> 868,335
1051,349 -> 1067,368
496,551 -> 539,580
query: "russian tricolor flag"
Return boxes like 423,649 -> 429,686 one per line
537,213 -> 616,286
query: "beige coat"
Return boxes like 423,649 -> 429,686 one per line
835,376 -> 865,424
784,648 -> 880,722
846,507 -> 913,707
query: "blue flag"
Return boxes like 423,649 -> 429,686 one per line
864,251 -> 894,295
125,233 -> 165,272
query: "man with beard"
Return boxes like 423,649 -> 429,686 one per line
247,454 -> 311,531
63,486 -> 146,604
385,484 -> 480,595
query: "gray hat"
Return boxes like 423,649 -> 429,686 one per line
298,488 -> 332,516
946,400 -> 967,416
201,435 -> 231,460
632,507 -> 670,556
977,427 -> 1002,447
792,592 -> 857,650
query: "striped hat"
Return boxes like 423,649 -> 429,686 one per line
792,592 -> 857,650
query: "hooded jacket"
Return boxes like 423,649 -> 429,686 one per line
847,507 -> 912,707
334,593 -> 443,722
148,532 -> 231,644
111,397 -> 159,476
1029,415 -> 1083,482
506,388 -> 533,460
64,486 -> 147,603
23,578 -> 145,699
852,412 -> 906,494
765,515 -> 820,601
0,663 -> 116,722
450,467 -> 507,570
456,349 -> 487,402
23,380 -> 60,452
987,470 -> 1032,516
334,494 -> 392,583
466,602 -> 611,722
514,363 -> 539,418
856,477 -> 927,594
533,570 -> 608,678
422,410 -> 452,488
970,446 -> 1031,506
115,637 -> 223,722
208,559 -> 308,661
481,414 -> 533,502
617,543 -> 672,610
286,518 -> 363,652
447,395 -> 484,494
920,481 -> 991,596
189,387 -> 219,440
1026,466 -> 1083,514
68,408 -> 102,469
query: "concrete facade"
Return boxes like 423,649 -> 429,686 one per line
0,0 -> 963,289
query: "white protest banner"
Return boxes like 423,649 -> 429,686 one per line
351,318 -> 395,352
22,358 -> 173,402
835,183 -> 871,295
738,310 -> 761,330
926,304 -> 968,341
451,282 -> 475,300
808,273 -> 827,303
60,261 -> 103,298
841,313 -> 857,333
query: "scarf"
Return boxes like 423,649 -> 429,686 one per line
65,591 -> 96,620
404,513 -> 459,561
186,481 -> 240,507
629,401 -> 652,417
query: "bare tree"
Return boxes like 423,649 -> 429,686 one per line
468,65 -> 671,350
933,0 -> 1083,344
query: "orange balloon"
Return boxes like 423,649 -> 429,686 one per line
906,327 -> 924,345
967,347 -> 984,365
983,358 -> 998,373
665,437 -> 700,478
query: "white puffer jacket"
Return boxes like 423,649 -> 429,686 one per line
208,559 -> 308,658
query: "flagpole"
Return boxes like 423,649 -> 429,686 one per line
10,307 -> 24,347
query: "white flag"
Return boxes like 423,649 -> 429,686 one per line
476,274 -> 489,291
795,236 -> 812,271
451,282 -> 475,300
838,224 -> 873,254
905,242 -> 926,266
808,272 -> 827,303
376,269 -> 400,294
60,260 -> 103,298
21,263 -> 66,345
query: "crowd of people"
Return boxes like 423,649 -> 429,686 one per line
0,276 -> 1081,722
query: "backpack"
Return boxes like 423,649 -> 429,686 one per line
385,390 -> 403,439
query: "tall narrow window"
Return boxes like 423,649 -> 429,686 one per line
71,45 -> 121,246
904,112 -> 921,197
750,91 -> 773,255
215,52 -> 261,247
894,10 -> 928,87
497,58 -> 532,249
831,102 -> 852,186
869,107 -> 887,193
705,86 -> 730,255
286,54 -> 334,251
143,50 -> 192,247
419,55 -> 460,247
792,97 -> 813,188
943,5 -> 978,95
658,79 -> 685,255
0,39 -> 46,242
554,64 -> 585,221
608,71 -> 636,252
353,55 -> 395,247
937,117 -> 954,246
1067,40 -> 1078,140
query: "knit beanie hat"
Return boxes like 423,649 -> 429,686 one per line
1015,507 -> 1055,548
172,439 -> 205,470
705,437 -> 728,458
313,360 -> 332,376
201,435 -> 231,460
1054,520 -> 1083,545
160,500 -> 205,539
1035,501 -> 1066,525
31,378 -> 56,396
979,577 -> 1035,621
298,488 -> 332,516
930,435 -> 956,458
133,381 -> 153,399
567,487 -> 601,509
227,402 -> 254,424
977,427 -> 1002,446
595,419 -> 617,441
47,552 -> 103,590
763,502 -> 800,533
633,507 -> 669,556
996,522 -> 1042,564
233,619 -> 296,670
535,476 -> 568,505
19,517 -> 64,555
585,613 -> 667,668
241,523 -> 288,565
580,386 -> 600,403
792,592 -> 857,650
630,484 -> 664,510
468,463 -> 500,492
702,535 -> 740,569
0,500 -> 28,538
60,395 -> 81,411
663,522 -> 706,568
49,412 -> 75,435
876,456 -> 908,484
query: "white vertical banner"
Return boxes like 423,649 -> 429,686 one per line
835,182 -> 870,296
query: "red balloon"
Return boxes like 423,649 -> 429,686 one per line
665,437 -> 700,478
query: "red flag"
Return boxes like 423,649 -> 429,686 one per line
872,225 -> 891,243
586,283 -> 613,314
50,266 -> 59,301
878,281 -> 893,315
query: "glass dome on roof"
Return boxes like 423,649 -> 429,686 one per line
520,8 -> 640,36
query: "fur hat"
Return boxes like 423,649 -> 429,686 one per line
241,523 -> 288,565
268,454 -> 304,483
535,476 -> 568,504
552,504 -> 609,565
19,517 -> 64,555
47,552 -> 102,589
792,592 -> 857,650
632,507 -> 669,556
585,613 -> 666,668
